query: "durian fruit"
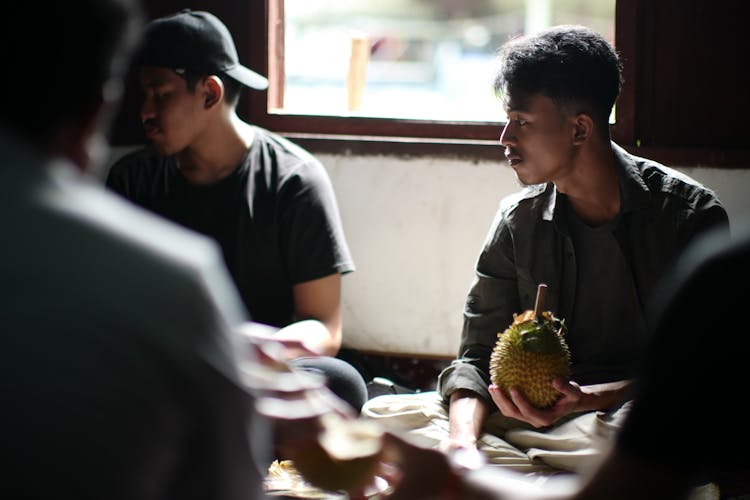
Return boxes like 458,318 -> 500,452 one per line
489,305 -> 571,409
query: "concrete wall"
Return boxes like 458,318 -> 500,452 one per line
108,146 -> 750,358
320,153 -> 750,357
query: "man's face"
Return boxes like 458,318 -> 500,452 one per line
138,66 -> 207,156
499,92 -> 577,186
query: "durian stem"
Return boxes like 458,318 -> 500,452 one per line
533,283 -> 547,319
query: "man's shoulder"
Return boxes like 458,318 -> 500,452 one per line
252,125 -> 309,157
245,128 -> 336,206
41,168 -> 249,381
58,168 -> 220,269
17,162 -> 228,301
250,126 -> 326,176
639,159 -> 705,193
617,144 -> 720,204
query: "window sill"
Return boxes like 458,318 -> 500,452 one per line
282,133 -> 750,168
281,133 -> 504,162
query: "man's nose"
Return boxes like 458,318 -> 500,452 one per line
499,121 -> 515,148
140,98 -> 155,124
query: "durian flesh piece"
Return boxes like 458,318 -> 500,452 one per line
286,413 -> 383,492
489,310 -> 571,409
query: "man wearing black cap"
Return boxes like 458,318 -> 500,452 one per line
106,10 -> 367,412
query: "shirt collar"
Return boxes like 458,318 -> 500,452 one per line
612,141 -> 652,213
546,141 -> 651,223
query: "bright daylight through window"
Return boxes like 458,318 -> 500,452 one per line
276,0 -> 615,123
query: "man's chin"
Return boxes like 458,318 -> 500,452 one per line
511,166 -> 541,187
148,141 -> 173,156
512,169 -> 532,187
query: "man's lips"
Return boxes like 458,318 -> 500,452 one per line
142,121 -> 159,138
505,150 -> 522,166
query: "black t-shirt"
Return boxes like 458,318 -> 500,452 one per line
565,201 -> 647,385
106,127 -> 354,328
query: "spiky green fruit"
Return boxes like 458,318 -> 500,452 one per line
489,310 -> 571,409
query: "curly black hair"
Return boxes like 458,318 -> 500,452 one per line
494,25 -> 623,133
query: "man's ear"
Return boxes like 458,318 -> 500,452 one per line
203,75 -> 224,109
571,113 -> 594,146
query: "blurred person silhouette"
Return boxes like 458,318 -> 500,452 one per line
380,222 -> 749,499
363,24 -> 729,477
105,9 -> 366,412
0,1 -> 281,498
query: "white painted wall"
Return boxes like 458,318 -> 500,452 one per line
107,146 -> 750,358
320,153 -> 750,357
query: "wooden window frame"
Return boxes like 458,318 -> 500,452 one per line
244,0 -> 631,161
113,0 -> 750,168
241,0 -> 749,167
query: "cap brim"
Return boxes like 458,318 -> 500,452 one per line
225,64 -> 269,90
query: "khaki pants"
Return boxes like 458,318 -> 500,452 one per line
362,391 -> 630,476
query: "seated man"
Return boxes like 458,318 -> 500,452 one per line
106,10 -> 366,411
363,24 -> 728,475
382,222 -> 750,499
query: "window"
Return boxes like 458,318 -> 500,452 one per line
247,0 -> 619,148
112,0 -> 750,167
278,0 -> 615,123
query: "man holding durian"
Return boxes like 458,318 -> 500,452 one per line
363,25 -> 728,477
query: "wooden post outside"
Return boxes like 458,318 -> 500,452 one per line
267,0 -> 285,111
346,32 -> 370,112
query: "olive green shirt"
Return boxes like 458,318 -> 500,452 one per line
438,143 -> 729,405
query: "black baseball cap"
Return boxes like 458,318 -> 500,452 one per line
138,9 -> 268,90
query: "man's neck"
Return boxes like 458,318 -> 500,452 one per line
175,114 -> 254,185
556,140 -> 621,227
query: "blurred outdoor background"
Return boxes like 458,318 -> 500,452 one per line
281,0 -> 615,122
